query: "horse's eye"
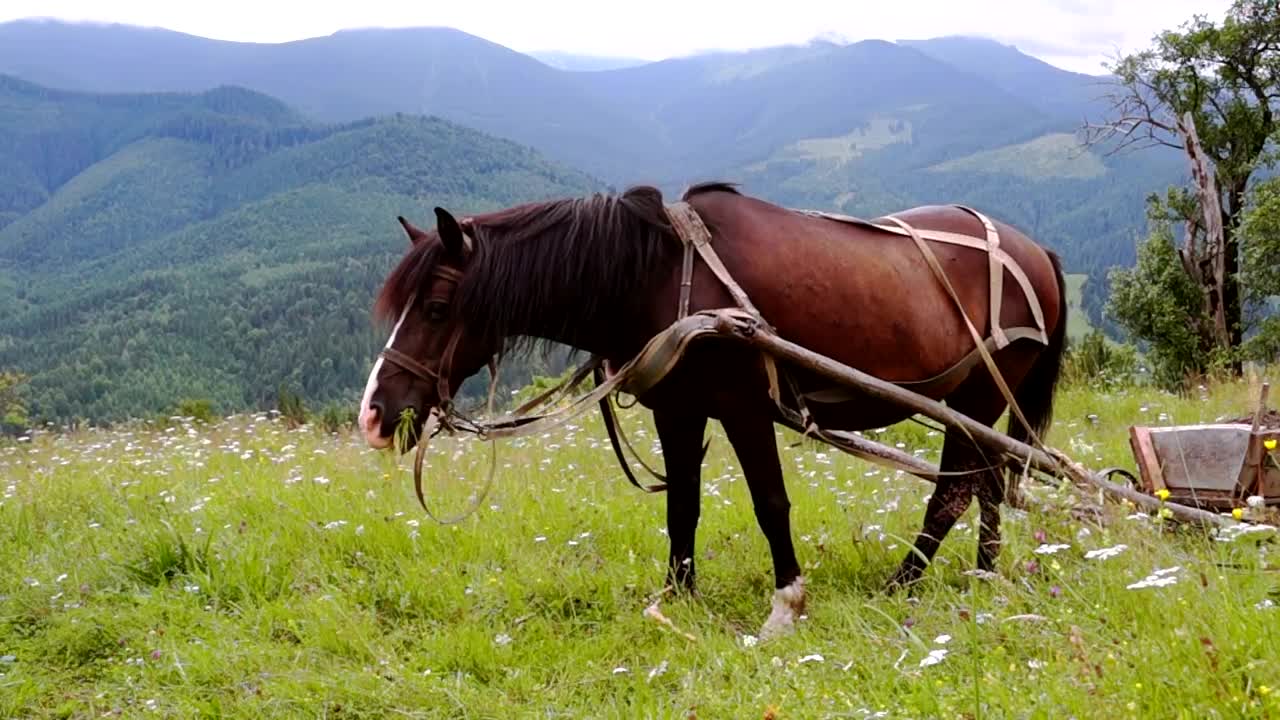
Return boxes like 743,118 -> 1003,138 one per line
427,302 -> 448,323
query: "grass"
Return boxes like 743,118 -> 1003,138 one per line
1,375 -> 1279,718
1063,273 -> 1094,343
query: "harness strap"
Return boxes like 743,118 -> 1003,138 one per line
595,365 -> 670,493
796,207 -> 1049,345
667,201 -> 783,401
800,326 -> 1048,403
881,215 -> 1050,462
955,205 -> 1009,349
667,202 -> 766,323
380,347 -> 438,382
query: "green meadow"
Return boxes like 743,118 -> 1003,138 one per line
1,375 -> 1277,719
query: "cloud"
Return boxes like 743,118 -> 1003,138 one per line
998,30 -> 1128,60
1040,0 -> 1114,15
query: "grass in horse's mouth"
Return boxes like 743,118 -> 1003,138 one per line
393,407 -> 419,453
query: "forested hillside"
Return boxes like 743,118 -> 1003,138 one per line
0,77 -> 601,423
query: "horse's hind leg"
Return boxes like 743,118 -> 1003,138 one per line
886,451 -> 978,590
720,409 -> 805,641
888,380 -> 1008,591
653,408 -> 709,593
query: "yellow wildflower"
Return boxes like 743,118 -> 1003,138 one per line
1233,507 -> 1244,520
1265,438 -> 1277,451
1155,488 -> 1170,501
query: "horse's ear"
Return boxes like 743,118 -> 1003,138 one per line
434,206 -> 467,258
397,215 -> 430,246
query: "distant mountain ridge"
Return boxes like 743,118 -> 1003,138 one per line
0,21 -> 1190,249
0,21 -> 1170,189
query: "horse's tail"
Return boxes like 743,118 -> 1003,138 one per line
1004,248 -> 1068,505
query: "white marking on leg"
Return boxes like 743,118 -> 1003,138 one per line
759,575 -> 806,641
359,302 -> 412,447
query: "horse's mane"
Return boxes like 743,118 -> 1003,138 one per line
373,181 -> 741,357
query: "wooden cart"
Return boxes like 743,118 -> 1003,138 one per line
1129,386 -> 1278,512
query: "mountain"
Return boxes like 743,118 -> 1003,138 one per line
897,36 -> 1115,121
0,21 -> 1189,278
0,76 -> 602,423
0,20 -> 665,183
575,38 -> 1062,177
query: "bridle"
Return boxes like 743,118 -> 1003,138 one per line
375,258 -> 503,439
377,264 -> 467,412
371,252 -> 508,525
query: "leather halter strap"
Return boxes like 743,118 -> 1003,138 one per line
376,260 -> 469,406
379,347 -> 438,382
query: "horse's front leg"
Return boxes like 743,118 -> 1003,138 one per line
653,408 -> 709,593
720,409 -> 805,641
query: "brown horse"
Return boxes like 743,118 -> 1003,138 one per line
357,182 -> 1067,639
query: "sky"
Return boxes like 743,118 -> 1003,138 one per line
1,0 -> 1235,75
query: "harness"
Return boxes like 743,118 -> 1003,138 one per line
595,202 -> 1052,484
378,265 -> 469,412
377,200 -> 1055,519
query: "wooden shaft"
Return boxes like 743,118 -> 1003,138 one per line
722,315 -> 1236,528
814,428 -> 943,482
1249,382 -> 1271,498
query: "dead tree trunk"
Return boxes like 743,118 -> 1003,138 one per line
1175,111 -> 1232,355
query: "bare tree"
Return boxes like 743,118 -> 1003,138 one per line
1081,0 -> 1280,372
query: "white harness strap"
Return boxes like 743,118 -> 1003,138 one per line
795,207 -> 1050,346
956,205 -> 1009,349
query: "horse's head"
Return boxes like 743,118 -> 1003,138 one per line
358,207 -> 495,451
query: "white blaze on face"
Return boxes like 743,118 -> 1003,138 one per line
359,302 -> 412,448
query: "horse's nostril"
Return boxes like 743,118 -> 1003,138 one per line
366,401 -> 384,428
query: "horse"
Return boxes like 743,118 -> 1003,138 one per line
356,181 -> 1068,640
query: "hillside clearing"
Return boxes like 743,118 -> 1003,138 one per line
2,375 -> 1278,717
748,117 -> 914,170
926,133 -> 1108,180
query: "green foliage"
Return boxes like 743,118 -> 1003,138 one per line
1240,177 -> 1280,364
1106,217 -> 1216,389
1241,177 -> 1280,305
1089,0 -> 1280,356
317,402 -> 356,434
174,398 -> 216,424
276,386 -> 307,429
0,369 -> 28,431
1062,330 -> 1140,389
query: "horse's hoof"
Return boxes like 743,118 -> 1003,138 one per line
885,569 -> 922,596
758,576 -> 806,641
759,616 -> 795,642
